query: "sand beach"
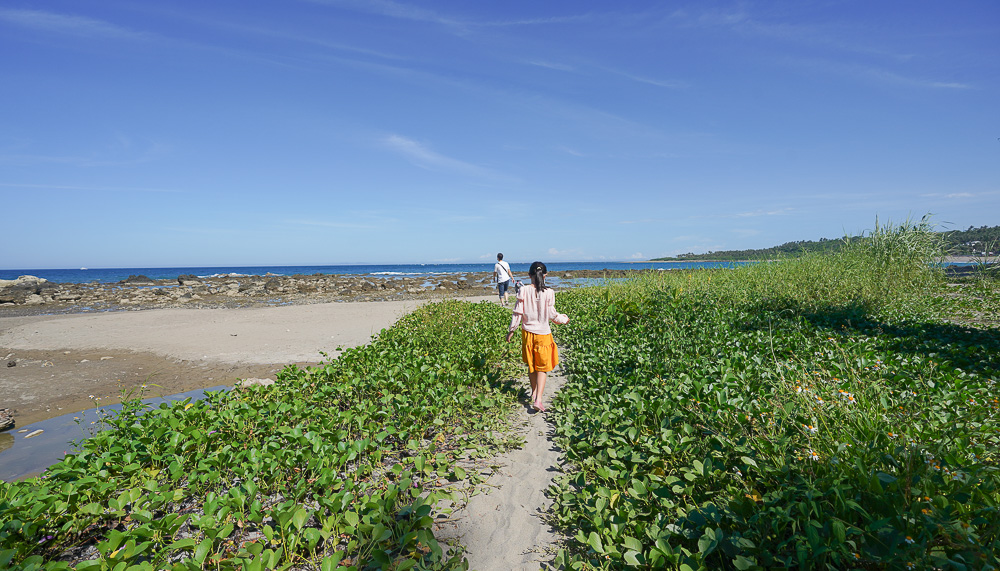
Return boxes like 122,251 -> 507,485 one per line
0,287 -> 568,568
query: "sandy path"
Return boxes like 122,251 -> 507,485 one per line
2,296 -> 569,568
436,373 -> 566,570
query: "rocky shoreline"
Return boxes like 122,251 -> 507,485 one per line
3,262 -> 987,318
0,269 -> 651,316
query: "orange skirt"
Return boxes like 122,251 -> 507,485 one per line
521,330 -> 559,373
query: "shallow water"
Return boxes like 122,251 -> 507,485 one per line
0,386 -> 228,482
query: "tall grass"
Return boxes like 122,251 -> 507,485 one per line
600,215 -> 947,322
548,217 -> 997,569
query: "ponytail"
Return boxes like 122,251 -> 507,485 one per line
529,261 -> 548,294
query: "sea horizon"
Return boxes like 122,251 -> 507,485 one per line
0,261 -> 751,284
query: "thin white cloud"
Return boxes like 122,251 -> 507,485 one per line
602,68 -> 689,89
548,247 -> 583,258
382,135 -> 501,178
734,208 -> 794,218
0,182 -> 180,193
285,219 -> 379,230
527,60 -> 576,72
303,0 -> 467,29
0,143 -> 169,168
919,192 -> 978,199
555,146 -> 587,157
0,8 -> 147,40
862,67 -> 972,90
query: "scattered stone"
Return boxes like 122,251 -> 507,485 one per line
0,409 -> 14,431
24,429 -> 44,439
235,378 -> 275,388
6,361 -> 14,367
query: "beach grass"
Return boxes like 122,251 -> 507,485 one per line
547,219 -> 999,569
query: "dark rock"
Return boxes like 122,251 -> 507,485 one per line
0,275 -> 56,304
0,408 -> 13,431
6,360 -> 14,367
177,274 -> 201,286
121,274 -> 155,284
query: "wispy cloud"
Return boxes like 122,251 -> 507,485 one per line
920,192 -> 977,199
0,8 -> 147,40
0,182 -> 180,193
548,247 -> 583,257
0,143 -> 169,168
858,66 -> 972,89
286,218 -> 380,229
734,207 -> 794,218
303,0 -> 468,30
310,0 -> 593,27
527,60 -> 576,72
602,68 -> 689,89
382,134 -> 502,179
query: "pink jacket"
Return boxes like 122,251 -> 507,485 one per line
509,285 -> 569,335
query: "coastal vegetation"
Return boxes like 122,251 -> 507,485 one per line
550,219 -> 1000,569
2,218 -> 998,569
0,302 -> 524,570
654,220 -> 1000,261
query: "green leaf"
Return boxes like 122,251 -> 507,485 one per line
320,551 -> 345,571
587,531 -> 605,554
832,520 -> 846,544
624,550 -> 642,565
623,536 -> 643,552
292,507 -> 309,531
193,538 -> 212,564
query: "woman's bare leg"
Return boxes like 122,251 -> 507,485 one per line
533,371 -> 547,411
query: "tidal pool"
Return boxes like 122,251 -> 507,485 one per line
0,386 -> 228,482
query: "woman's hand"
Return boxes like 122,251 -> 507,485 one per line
506,330 -> 516,343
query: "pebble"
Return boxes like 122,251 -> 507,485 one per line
25,430 -> 44,438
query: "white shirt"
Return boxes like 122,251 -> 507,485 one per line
494,260 -> 511,282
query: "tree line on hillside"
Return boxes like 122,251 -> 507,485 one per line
653,225 -> 1000,261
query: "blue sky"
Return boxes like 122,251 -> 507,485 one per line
1,1 -> 997,268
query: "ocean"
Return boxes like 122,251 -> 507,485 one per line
0,261 -> 749,284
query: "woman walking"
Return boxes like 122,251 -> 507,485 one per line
506,261 -> 569,412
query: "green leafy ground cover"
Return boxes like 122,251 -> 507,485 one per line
549,224 -> 1000,569
1,300 -> 523,570
4,218 -> 998,570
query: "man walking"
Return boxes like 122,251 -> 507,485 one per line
494,253 -> 513,305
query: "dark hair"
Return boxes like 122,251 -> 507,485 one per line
497,253 -> 503,260
529,261 -> 548,293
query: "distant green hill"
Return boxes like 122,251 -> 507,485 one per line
652,224 -> 1000,261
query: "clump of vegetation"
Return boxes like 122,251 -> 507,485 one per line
3,217 -> 997,570
0,300 -> 522,570
654,218 -> 998,261
549,219 -> 999,569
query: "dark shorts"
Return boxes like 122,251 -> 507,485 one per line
498,279 -> 511,296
